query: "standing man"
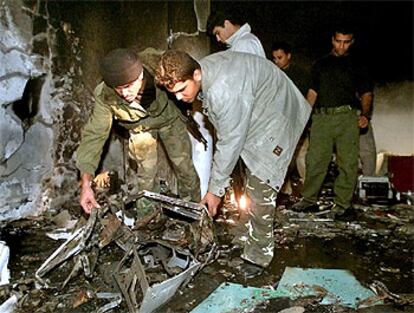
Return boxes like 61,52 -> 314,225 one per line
293,26 -> 374,216
271,41 -> 309,96
207,10 -> 265,57
76,48 -> 200,215
187,9 -> 264,201
271,41 -> 311,194
155,50 -> 311,278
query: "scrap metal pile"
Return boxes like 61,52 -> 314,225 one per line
34,190 -> 217,313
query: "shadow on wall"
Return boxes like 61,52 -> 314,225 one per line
372,81 -> 414,173
373,81 -> 414,156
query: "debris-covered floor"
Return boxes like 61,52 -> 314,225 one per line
0,186 -> 413,313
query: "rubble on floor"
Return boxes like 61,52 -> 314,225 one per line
0,190 -> 216,313
0,180 -> 412,312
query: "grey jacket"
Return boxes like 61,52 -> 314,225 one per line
199,51 -> 311,196
226,23 -> 266,58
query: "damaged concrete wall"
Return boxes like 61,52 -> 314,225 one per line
0,0 -> 209,220
0,0 -> 59,220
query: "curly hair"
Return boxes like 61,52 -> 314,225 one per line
155,50 -> 200,89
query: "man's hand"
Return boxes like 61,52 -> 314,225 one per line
80,173 -> 101,214
359,92 -> 373,129
201,192 -> 222,217
358,115 -> 369,129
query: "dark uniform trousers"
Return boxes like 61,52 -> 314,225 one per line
302,108 -> 359,208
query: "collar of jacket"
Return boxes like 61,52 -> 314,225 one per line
226,23 -> 251,48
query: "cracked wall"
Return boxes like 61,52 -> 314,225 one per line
0,0 -> 58,220
0,0 -> 208,220
373,81 -> 414,156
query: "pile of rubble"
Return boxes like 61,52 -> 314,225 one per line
0,191 -> 217,313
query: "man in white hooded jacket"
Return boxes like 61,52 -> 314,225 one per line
207,10 -> 265,57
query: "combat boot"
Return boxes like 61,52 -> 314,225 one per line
329,204 -> 356,220
240,261 -> 264,279
291,198 -> 318,212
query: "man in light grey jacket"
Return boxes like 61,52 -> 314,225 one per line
156,50 -> 311,278
207,10 -> 266,246
207,10 -> 265,57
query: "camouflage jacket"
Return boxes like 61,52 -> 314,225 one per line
76,48 -> 181,176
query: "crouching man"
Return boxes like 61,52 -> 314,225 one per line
155,50 -> 311,278
76,48 -> 200,217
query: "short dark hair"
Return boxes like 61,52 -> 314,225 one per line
207,9 -> 245,35
155,50 -> 201,89
271,41 -> 292,54
332,23 -> 355,37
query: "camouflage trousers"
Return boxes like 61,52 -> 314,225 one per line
128,117 -> 200,217
241,168 -> 277,268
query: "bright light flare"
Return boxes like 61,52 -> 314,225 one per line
238,194 -> 248,211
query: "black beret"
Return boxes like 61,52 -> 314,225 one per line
99,49 -> 143,87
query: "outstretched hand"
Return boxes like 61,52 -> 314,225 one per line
80,184 -> 101,214
201,192 -> 222,217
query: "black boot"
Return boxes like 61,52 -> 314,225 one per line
291,198 -> 318,212
240,261 -> 264,279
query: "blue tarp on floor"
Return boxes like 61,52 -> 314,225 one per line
190,282 -> 289,313
276,267 -> 378,308
191,267 -> 380,313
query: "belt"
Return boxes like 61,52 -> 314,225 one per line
314,105 -> 354,115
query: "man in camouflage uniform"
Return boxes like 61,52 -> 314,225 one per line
76,48 -> 200,215
155,50 -> 310,278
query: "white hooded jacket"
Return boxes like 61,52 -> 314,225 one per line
226,23 -> 266,58
199,51 -> 311,197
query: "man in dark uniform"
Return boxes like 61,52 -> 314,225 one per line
272,41 -> 310,195
293,25 -> 373,216
271,41 -> 310,96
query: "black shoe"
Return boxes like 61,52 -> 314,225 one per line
331,204 -> 345,215
240,261 -> 264,279
276,192 -> 291,206
328,204 -> 354,220
338,207 -> 357,221
290,198 -> 318,212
